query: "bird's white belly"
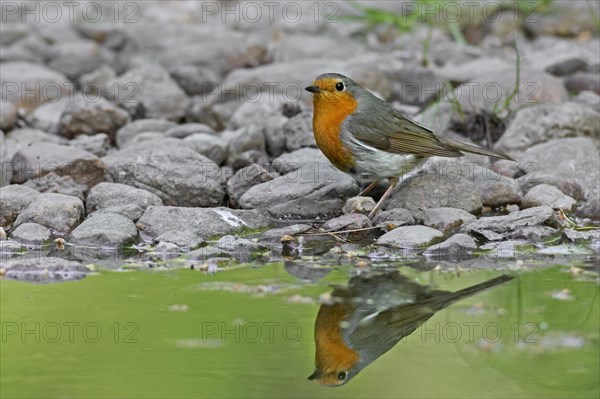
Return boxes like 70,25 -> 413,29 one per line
345,137 -> 423,183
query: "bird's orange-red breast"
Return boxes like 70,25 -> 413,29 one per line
308,271 -> 514,387
311,300 -> 359,386
305,73 -> 514,217
310,77 -> 357,171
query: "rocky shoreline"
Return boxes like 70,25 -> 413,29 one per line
1,1 -> 599,282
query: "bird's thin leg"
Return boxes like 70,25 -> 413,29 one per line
368,177 -> 398,218
358,180 -> 380,197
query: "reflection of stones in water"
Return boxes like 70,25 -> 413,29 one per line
279,234 -> 337,259
551,289 -> 573,301
284,261 -> 333,282
1,255 -> 89,283
173,338 -> 223,349
68,245 -> 136,269
286,294 -> 315,304
515,333 -> 586,353
168,304 -> 190,312
478,338 -> 503,353
580,256 -> 600,273
196,281 -> 301,297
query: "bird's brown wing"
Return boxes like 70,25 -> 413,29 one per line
347,301 -> 439,366
349,275 -> 514,355
350,300 -> 438,347
350,112 -> 464,158
350,110 -> 515,160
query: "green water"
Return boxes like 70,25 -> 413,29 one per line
1,263 -> 598,398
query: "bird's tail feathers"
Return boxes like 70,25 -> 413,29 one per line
439,137 -> 515,161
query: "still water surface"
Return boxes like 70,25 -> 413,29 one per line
1,256 -> 598,398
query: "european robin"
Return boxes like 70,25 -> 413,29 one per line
305,73 -> 514,218
308,271 -> 513,386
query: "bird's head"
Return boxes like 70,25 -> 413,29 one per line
307,368 -> 358,387
305,73 -> 362,111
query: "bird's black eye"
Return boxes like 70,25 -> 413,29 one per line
335,82 -> 345,91
337,371 -> 348,381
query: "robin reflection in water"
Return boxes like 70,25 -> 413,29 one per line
308,270 -> 513,386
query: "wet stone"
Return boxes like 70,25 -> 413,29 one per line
321,214 -> 372,232
461,206 -> 558,237
137,206 -> 271,243
10,223 -> 51,245
185,246 -> 231,262
376,225 -> 444,249
506,226 -> 559,242
153,230 -> 205,250
0,240 -> 23,255
371,208 -> 415,228
155,242 -> 181,259
423,234 -> 477,258
479,241 -> 533,259
284,261 -> 333,282
563,229 -> 600,243
420,207 -> 476,232
260,224 -> 313,239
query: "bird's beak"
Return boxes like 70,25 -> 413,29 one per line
307,370 -> 322,380
305,85 -> 321,94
